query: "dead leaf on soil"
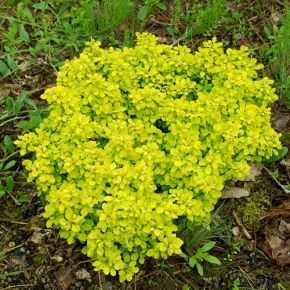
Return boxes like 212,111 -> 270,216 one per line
281,158 -> 290,167
272,113 -> 290,131
55,266 -> 75,290
244,164 -> 262,181
221,187 -> 249,199
259,200 -> 290,267
263,201 -> 290,219
0,83 -> 10,98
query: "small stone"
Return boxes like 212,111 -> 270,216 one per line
75,268 -> 91,282
41,277 -> 46,284
9,241 -> 16,248
51,255 -> 63,263
30,231 -> 44,244
232,226 -> 240,236
102,281 -> 114,290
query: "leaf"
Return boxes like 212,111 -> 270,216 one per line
14,91 -> 28,114
18,110 -> 43,130
264,26 -> 274,40
0,190 -> 6,198
244,164 -> 262,181
196,262 -> 203,276
32,2 -> 49,10
203,254 -> 221,265
199,241 -> 216,253
188,256 -> 197,267
6,56 -> 18,71
23,8 -> 34,23
137,5 -> 150,21
267,147 -> 288,163
180,253 -> 188,260
17,194 -> 28,204
5,176 -> 14,192
3,135 -> 15,154
5,97 -> 14,113
221,187 -> 250,199
24,97 -> 38,110
0,60 -> 10,76
156,2 -> 167,10
3,160 -> 17,171
19,24 -> 30,43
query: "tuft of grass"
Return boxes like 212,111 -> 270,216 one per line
272,8 -> 290,104
178,202 -> 230,253
183,0 -> 227,43
95,0 -> 134,33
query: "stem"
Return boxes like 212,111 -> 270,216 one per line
262,165 -> 290,194
0,151 -> 19,163
0,116 -> 25,127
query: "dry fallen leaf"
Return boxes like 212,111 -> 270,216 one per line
281,158 -> 290,167
55,267 -> 75,290
272,113 -> 290,131
221,187 -> 250,199
244,164 -> 262,181
258,200 -> 290,268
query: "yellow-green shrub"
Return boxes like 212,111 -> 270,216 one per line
16,33 -> 281,282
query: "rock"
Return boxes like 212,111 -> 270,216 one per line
30,231 -> 44,244
51,255 -> 63,263
75,268 -> 91,282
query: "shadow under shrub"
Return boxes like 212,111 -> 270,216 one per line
16,33 -> 281,282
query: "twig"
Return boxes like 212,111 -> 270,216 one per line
0,218 -> 28,225
238,266 -> 255,288
1,284 -> 34,289
233,211 -> 252,240
0,116 -> 25,127
0,151 -> 19,163
98,271 -> 103,290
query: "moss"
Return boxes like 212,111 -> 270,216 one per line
236,190 -> 271,228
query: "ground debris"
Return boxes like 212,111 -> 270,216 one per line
258,201 -> 290,267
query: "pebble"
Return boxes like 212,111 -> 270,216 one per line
51,255 -> 63,263
75,268 -> 91,282
30,231 -> 44,244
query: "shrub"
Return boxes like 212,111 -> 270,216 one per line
15,33 -> 281,282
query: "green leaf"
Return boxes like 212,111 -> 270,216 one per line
137,5 -> 150,21
22,8 -> 34,23
32,2 -> 49,10
3,135 -> 15,154
267,147 -> 288,163
264,26 -> 274,40
156,2 -> 167,10
188,256 -> 197,267
5,176 -> 14,192
0,162 -> 3,171
14,91 -> 28,114
199,241 -> 216,253
5,97 -> 14,113
202,254 -> 221,265
0,190 -> 6,198
180,253 -> 188,260
17,194 -> 28,204
19,24 -> 30,43
18,110 -> 43,130
0,60 -> 10,76
3,160 -> 17,171
24,97 -> 38,110
6,56 -> 18,71
196,262 -> 203,276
